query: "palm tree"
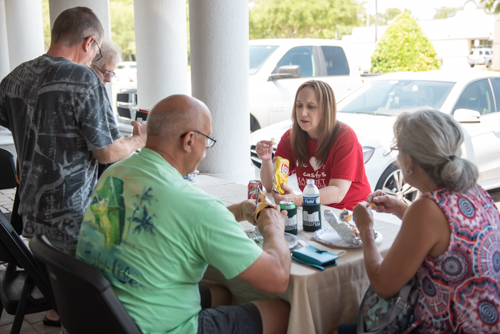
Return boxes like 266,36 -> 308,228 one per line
124,186 -> 156,241
132,205 -> 156,236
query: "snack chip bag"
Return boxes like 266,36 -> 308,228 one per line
255,190 -> 275,220
272,156 -> 289,195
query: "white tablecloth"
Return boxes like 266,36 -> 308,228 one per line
197,175 -> 401,334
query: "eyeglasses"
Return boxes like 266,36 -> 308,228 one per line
82,36 -> 103,62
181,130 -> 217,148
93,65 -> 116,78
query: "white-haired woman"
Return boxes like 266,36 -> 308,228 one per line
346,109 -> 500,333
91,39 -> 121,83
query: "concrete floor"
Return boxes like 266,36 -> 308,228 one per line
0,311 -> 60,334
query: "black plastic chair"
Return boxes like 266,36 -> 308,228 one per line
0,148 -> 16,190
0,210 -> 53,334
0,148 -> 22,235
29,235 -> 141,334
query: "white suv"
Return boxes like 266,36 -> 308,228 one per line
115,62 -> 137,84
115,39 -> 362,134
468,48 -> 493,68
249,39 -> 362,131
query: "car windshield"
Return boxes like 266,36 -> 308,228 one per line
249,45 -> 278,75
338,80 -> 456,116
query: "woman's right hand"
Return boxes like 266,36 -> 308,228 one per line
256,140 -> 274,161
367,190 -> 408,219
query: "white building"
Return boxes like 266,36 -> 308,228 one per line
343,0 -> 497,71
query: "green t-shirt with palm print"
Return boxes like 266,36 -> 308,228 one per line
76,148 -> 262,334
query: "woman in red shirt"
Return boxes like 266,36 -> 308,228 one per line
256,80 -> 371,211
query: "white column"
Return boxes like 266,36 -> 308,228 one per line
4,0 -> 44,70
0,0 -> 10,79
134,0 -> 188,109
49,0 -> 111,40
189,0 -> 251,182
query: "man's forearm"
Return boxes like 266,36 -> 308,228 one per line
93,136 -> 144,164
261,223 -> 291,279
116,136 -> 144,159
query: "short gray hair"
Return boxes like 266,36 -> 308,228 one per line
92,39 -> 122,67
52,7 -> 103,47
392,109 -> 478,193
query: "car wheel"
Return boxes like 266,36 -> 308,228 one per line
375,164 -> 420,205
487,60 -> 492,68
250,115 -> 261,133
470,64 -> 475,68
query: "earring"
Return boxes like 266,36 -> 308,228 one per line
405,168 -> 412,176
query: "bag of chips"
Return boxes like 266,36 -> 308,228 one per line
255,190 -> 275,220
273,156 -> 289,195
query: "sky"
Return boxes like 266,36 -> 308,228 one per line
364,0 -> 480,20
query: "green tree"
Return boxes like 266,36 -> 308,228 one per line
380,8 -> 402,24
433,7 -> 456,19
42,0 -> 50,51
249,0 -> 360,40
362,8 -> 405,26
371,12 -> 441,73
480,0 -> 500,13
108,0 -> 190,62
110,0 -> 136,60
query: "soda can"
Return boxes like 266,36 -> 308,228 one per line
280,201 -> 298,235
248,180 -> 263,200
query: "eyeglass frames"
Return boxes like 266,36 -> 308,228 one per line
181,130 -> 217,148
92,65 -> 116,79
82,36 -> 103,62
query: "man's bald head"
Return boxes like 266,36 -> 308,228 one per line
146,95 -> 211,143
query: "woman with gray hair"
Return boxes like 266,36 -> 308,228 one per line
344,109 -> 500,333
91,39 -> 122,83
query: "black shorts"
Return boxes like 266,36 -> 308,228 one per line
198,286 -> 263,334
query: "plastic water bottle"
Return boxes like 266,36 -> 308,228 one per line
302,179 -> 321,232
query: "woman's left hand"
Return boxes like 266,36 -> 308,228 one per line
353,202 -> 374,234
272,183 -> 299,206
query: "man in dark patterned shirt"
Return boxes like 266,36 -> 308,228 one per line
0,7 -> 146,254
